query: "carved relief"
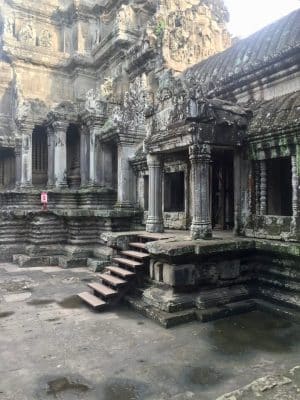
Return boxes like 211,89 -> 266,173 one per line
18,24 -> 35,45
4,16 -> 15,36
158,0 -> 231,72
116,4 -> 136,31
39,29 -> 52,48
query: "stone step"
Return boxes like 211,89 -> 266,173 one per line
256,299 -> 300,324
78,292 -> 107,310
87,257 -> 109,273
138,233 -> 174,241
113,257 -> 143,269
99,273 -> 127,288
58,256 -> 87,269
195,299 -> 257,323
106,266 -> 135,279
12,254 -> 58,268
129,242 -> 147,250
88,282 -> 117,298
121,250 -> 150,260
126,296 -> 197,328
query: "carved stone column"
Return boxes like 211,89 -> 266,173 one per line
234,149 -> 242,235
292,153 -> 300,218
146,154 -> 164,233
15,138 -> 22,188
47,126 -> 55,188
260,160 -> 267,215
88,119 -> 101,187
20,124 -> 33,188
53,121 -> 68,188
189,143 -> 212,240
116,144 -> 136,208
254,161 -> 260,215
80,124 -> 90,187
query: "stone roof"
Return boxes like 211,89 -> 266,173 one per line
248,91 -> 300,135
183,9 -> 300,94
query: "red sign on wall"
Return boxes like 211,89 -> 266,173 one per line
41,192 -> 48,204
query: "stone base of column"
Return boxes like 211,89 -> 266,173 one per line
190,222 -> 212,240
87,180 -> 101,188
146,218 -> 164,233
47,184 -> 55,190
115,201 -> 134,210
56,182 -> 68,189
20,182 -> 33,190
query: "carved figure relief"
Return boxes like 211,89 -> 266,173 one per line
18,24 -> 35,45
39,29 -> 52,48
116,5 -> 135,31
159,1 -> 231,72
4,16 -> 15,36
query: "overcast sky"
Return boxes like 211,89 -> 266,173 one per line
224,0 -> 300,38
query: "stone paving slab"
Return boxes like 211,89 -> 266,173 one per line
0,262 -> 300,400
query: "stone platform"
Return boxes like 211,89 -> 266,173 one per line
106,230 -> 300,327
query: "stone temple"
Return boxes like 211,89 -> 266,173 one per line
0,0 -> 299,325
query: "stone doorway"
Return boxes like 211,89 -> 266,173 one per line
66,124 -> 81,188
212,149 -> 234,230
32,126 -> 48,187
0,148 -> 15,189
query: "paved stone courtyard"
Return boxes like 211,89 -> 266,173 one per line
0,263 -> 300,400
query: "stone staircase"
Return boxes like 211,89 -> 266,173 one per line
78,233 -> 167,311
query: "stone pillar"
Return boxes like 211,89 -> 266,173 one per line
80,125 -> 90,187
189,143 -> 212,240
47,126 -> 55,188
20,125 -> 33,188
254,161 -> 260,215
234,149 -> 242,235
292,153 -> 300,218
116,144 -> 136,208
15,138 -> 22,188
53,121 -> 68,188
260,160 -> 267,215
146,154 -> 164,233
88,121 -> 101,187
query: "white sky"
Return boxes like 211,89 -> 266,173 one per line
224,0 -> 300,38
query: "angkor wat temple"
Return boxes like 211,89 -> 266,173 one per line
0,0 -> 299,325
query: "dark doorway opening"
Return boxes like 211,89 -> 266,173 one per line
212,149 -> 234,230
0,148 -> 15,189
164,171 -> 185,212
32,126 -> 48,187
67,124 -> 81,188
266,157 -> 292,216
